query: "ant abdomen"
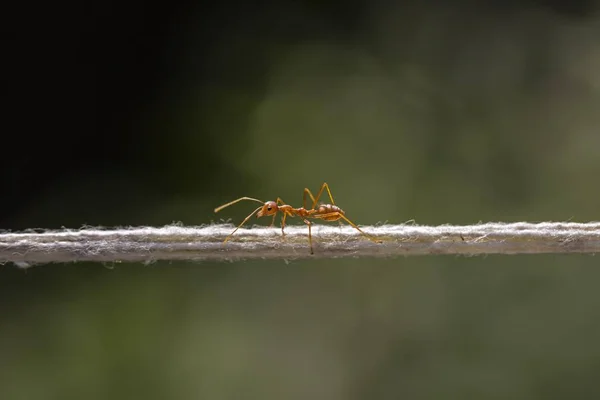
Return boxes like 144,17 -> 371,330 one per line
317,204 -> 344,221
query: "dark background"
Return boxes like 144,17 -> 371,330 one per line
3,0 -> 600,398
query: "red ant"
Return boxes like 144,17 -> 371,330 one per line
214,182 -> 382,254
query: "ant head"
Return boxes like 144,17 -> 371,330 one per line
257,201 -> 278,217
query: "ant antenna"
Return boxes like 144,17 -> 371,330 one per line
214,197 -> 264,213
214,197 -> 266,243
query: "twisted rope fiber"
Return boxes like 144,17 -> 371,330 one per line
1,222 -> 600,267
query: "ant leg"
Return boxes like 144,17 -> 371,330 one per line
315,212 -> 382,243
223,206 -> 263,243
303,188 -> 316,210
339,214 -> 381,243
309,182 -> 336,209
270,214 -> 276,228
303,219 -> 313,254
280,212 -> 287,237
276,198 -> 287,236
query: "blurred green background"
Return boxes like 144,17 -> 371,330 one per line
3,0 -> 600,398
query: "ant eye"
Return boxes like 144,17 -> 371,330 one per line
267,206 -> 272,211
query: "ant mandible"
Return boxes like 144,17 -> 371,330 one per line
214,182 -> 382,254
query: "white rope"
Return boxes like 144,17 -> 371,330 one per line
1,222 -> 599,267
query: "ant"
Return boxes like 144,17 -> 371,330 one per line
214,182 -> 382,254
